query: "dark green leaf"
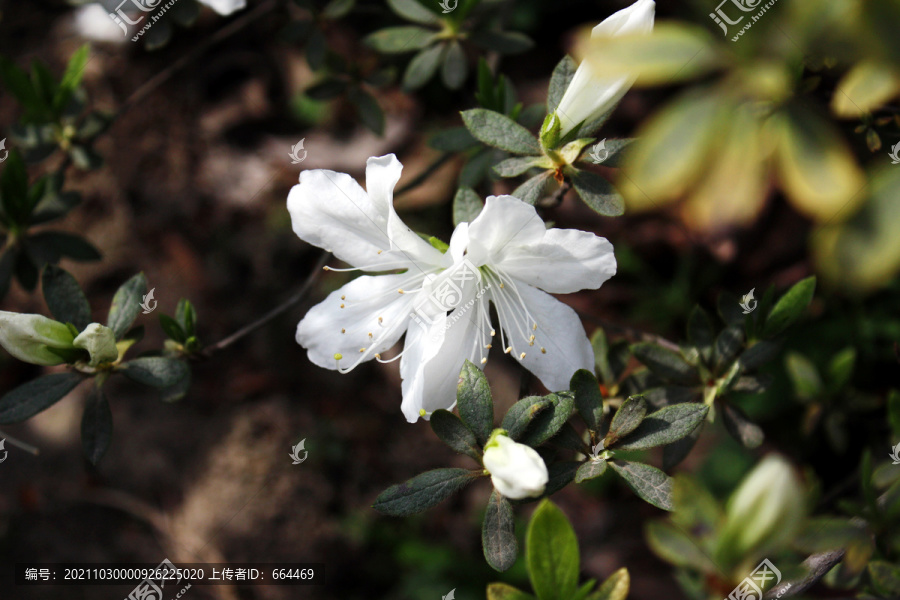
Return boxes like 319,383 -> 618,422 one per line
0,57 -> 41,109
827,347 -> 856,389
305,78 -> 348,100
687,305 -> 715,361
662,425 -> 701,470
869,561 -> 900,596
430,127 -> 479,152
430,409 -> 481,460
41,265 -> 91,331
81,386 -> 112,465
54,45 -> 89,115
322,0 -> 354,19
714,324 -> 744,372
402,43 -> 445,91
512,170 -> 554,205
501,396 -> 552,441
615,403 -> 708,451
570,169 -> 625,216
644,521 -> 715,570
761,276 -> 816,337
364,26 -> 434,53
483,490 -> 518,572
631,342 -> 700,385
575,459 -> 607,483
159,314 -> 186,343
520,392 -> 575,447
570,369 -> 603,430
306,29 -> 327,70
493,156 -> 548,178
457,359 -> 493,444
175,298 -> 197,336
461,108 -> 541,155
452,187 -> 483,226
738,340 -> 781,371
107,273 -> 147,340
605,395 -> 646,446
717,291 -> 745,326
785,352 -> 822,400
348,88 -> 385,136
721,402 -> 763,448
598,138 -> 636,168
372,468 -> 478,516
526,499 -> 579,600
548,56 -> 577,113
0,372 -> 82,424
387,0 -> 440,24
470,31 -> 534,55
122,357 -> 189,388
542,461 -> 580,498
441,41 -> 467,89
609,460 -> 674,510
29,231 -> 101,262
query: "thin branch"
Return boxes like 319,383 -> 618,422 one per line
763,549 -> 845,599
0,429 -> 40,455
201,251 -> 331,356
395,153 -> 454,197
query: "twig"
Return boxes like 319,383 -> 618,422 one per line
114,0 -> 282,119
395,153 -> 454,197
201,251 -> 331,356
539,180 -> 571,209
576,309 -> 682,353
0,429 -> 40,455
763,549 -> 845,599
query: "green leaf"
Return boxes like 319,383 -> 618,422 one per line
0,372 -> 82,424
305,77 -> 348,100
55,45 -> 89,115
457,360 -> 494,444
441,41 -> 467,89
483,490 -> 518,572
687,305 -> 715,361
644,521 -> 715,571
402,43 -> 445,91
615,403 -> 708,451
714,324 -> 744,372
0,57 -> 41,109
461,109 -> 541,155
364,26 -> 434,53
609,460 -> 673,510
387,0 -> 440,25
869,561 -> 900,596
785,352 -> 822,400
452,187 -> 483,226
306,29 -> 327,70
107,273 -> 147,340
27,231 -> 101,263
41,265 -> 91,331
605,395 -> 647,446
493,156 -> 549,178
569,169 -> 625,216
720,402 -> 763,449
159,314 -> 186,344
372,468 -> 479,516
322,0 -> 354,19
526,499 -> 579,600
738,340 -> 781,371
547,56 -> 577,113
348,88 -> 385,135
570,369 -> 603,430
794,517 -> 869,553
575,459 -> 607,484
827,347 -> 856,389
589,567 -> 630,600
630,343 -> 700,385
122,357 -> 189,388
595,138 -> 636,169
470,31 -> 534,55
501,396 -> 552,441
81,386 -> 112,465
512,170 -> 554,205
430,127 -> 479,152
430,409 -> 481,460
539,113 -> 561,150
175,298 -> 197,336
832,60 -> 900,117
487,583 -> 537,600
519,392 -> 575,448
762,276 -> 816,338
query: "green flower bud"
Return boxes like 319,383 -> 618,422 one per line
0,311 -> 76,366
540,112 -> 562,151
73,323 -> 120,366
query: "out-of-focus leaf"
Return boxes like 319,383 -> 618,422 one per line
761,276 -> 816,338
452,187 -> 483,225
513,170 -> 554,205
441,41 -> 468,89
305,78 -> 348,100
387,0 -> 440,24
28,232 -> 101,262
470,31 -> 534,55
620,90 -> 726,209
306,29 -> 327,70
402,43 -> 445,90
721,402 -> 763,448
832,61 -> 900,117
526,499 -> 579,600
773,105 -> 866,222
364,26 -> 434,53
430,126 -> 479,152
0,372 -> 82,424
662,426 -> 701,470
869,561 -> 900,596
322,0 -> 354,19
348,88 -> 385,135
486,583 -> 536,600
42,265 -> 91,331
645,521 -> 715,571
81,386 -> 112,465
122,356 -> 189,388
548,56 -> 577,113
579,24 -> 722,86
589,567 -> 630,600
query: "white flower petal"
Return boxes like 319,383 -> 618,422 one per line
495,228 -> 617,294
489,281 -> 593,392
0,311 -> 75,366
197,0 -> 247,16
465,196 -> 547,267
296,272 -> 423,370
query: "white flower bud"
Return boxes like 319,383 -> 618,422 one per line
483,429 -> 549,500
0,311 -> 76,366
555,0 -> 656,138
73,323 -> 120,366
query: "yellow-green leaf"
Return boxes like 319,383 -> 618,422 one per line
832,61 -> 900,117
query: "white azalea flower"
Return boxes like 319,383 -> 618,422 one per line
289,157 -> 616,423
482,429 -> 549,499
289,154 -> 456,420
405,195 -> 616,415
197,0 -> 247,16
0,312 -> 75,366
555,0 -> 655,138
